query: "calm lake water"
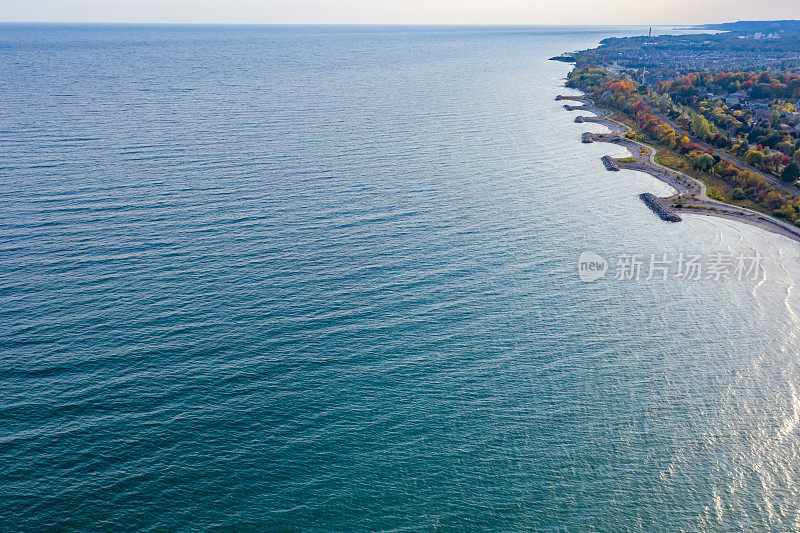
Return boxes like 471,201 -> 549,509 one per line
3,24 -> 800,531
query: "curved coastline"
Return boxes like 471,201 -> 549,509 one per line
560,93 -> 800,245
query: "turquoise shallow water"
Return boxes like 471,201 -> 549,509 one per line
3,24 -> 800,531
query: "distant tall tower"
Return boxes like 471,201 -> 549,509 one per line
643,27 -> 652,86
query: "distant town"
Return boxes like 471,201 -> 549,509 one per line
556,20 -> 800,232
569,21 -> 800,79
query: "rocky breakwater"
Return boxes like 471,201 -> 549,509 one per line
555,95 -> 584,101
639,193 -> 682,222
601,155 -> 620,171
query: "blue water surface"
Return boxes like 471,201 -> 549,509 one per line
2,24 -> 800,531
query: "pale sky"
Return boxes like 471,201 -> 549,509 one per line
2,0 -> 800,25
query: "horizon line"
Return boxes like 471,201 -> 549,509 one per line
0,21 -> 720,27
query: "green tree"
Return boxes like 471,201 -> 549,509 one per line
691,114 -> 712,141
732,188 -> 746,201
782,162 -> 800,183
693,153 -> 716,172
777,141 -> 796,158
765,191 -> 784,209
737,140 -> 750,156
745,150 -> 766,167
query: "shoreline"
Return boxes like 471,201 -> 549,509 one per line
560,92 -> 800,245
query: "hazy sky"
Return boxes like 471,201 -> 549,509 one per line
2,0 -> 800,25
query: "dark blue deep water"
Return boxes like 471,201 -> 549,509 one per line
3,25 -> 800,531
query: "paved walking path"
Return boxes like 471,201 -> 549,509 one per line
559,95 -> 800,244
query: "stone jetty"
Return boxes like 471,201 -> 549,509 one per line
639,193 -> 682,222
581,132 -> 594,143
555,95 -> 584,101
601,155 -> 619,171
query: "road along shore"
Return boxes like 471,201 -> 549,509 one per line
558,94 -> 800,244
